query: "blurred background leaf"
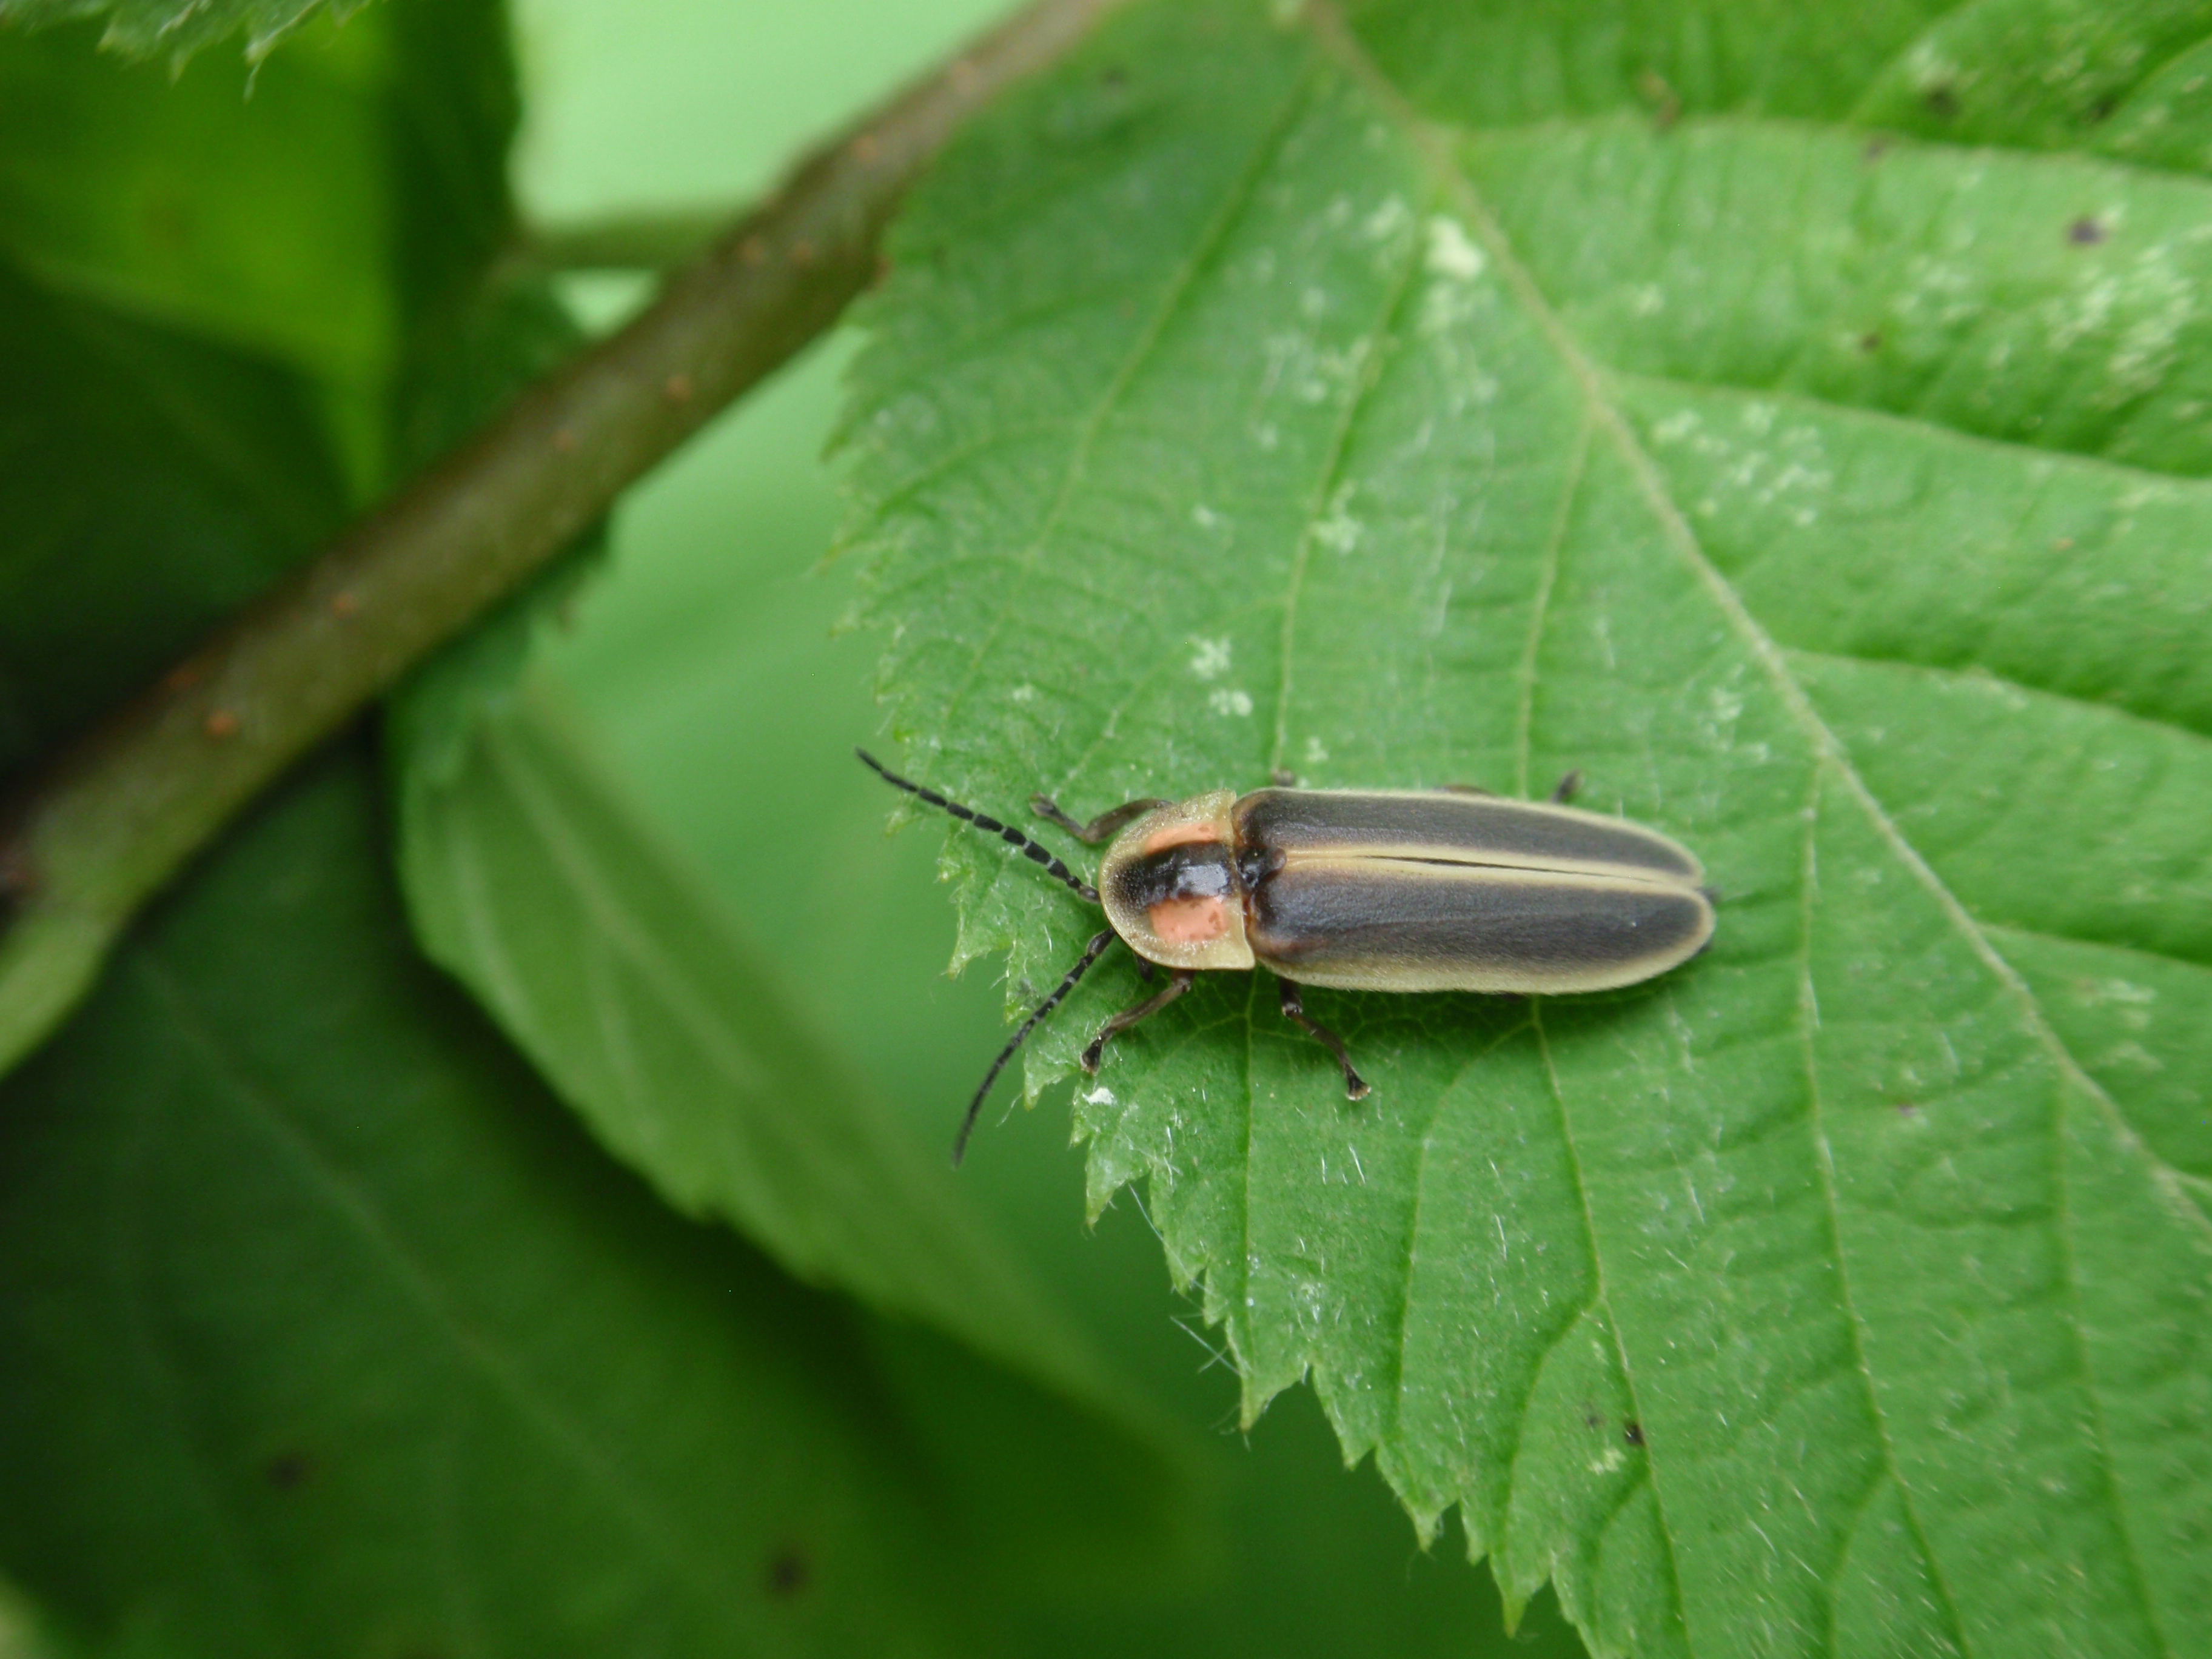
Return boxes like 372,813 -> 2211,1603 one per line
387,652 -> 1194,1541
0,743 -> 1165,1657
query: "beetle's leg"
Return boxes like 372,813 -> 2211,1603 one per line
1081,970 -> 1196,1072
1278,978 -> 1370,1101
1134,957 -> 1155,984
1549,769 -> 1584,805
1030,793 -> 1172,845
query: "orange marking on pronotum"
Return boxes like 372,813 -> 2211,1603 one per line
1148,895 -> 1228,945
1141,821 -> 1221,855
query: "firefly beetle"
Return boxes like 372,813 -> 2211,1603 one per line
858,750 -> 1715,1163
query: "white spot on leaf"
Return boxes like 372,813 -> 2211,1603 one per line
1362,194 -> 1412,244
1424,215 -> 1485,280
1188,637 -> 1232,680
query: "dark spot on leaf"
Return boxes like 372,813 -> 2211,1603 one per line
1863,136 -> 1890,162
1623,1421 -> 1645,1447
1923,84 -> 1959,119
266,1450 -> 313,1491
1584,1409 -> 1603,1429
1858,332 -> 1882,354
141,189 -> 191,252
766,1545 -> 811,1599
2068,216 -> 2107,246
1635,68 -> 1680,132
1896,1101 -> 1920,1118
1101,64 -> 1127,89
2085,94 -> 2117,123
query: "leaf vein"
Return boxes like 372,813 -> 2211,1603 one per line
1797,761 -> 1976,1658
1513,414 -> 1590,798
1530,1002 -> 1697,1656
925,63 -> 1326,756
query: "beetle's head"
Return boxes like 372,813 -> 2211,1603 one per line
1097,789 -> 1256,972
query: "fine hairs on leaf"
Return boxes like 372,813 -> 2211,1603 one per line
839,2 -> 2212,1656
0,0 -> 369,67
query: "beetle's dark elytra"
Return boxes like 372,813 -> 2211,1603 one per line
858,750 -> 1715,1162
1247,859 -> 1714,993
1233,788 -> 1703,883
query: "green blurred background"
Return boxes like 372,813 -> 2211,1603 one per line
506,0 -> 1578,1650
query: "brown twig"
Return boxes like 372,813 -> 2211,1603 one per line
0,0 -> 1132,1072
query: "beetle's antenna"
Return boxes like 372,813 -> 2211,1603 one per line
856,749 -> 1100,903
955,928 -> 1116,1166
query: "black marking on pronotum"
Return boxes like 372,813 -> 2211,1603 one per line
859,748 -> 1717,1164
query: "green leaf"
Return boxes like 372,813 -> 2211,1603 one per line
837,3 -> 2212,1655
0,15 -> 395,404
0,741 -> 1185,1655
387,663 -> 1192,1501
0,0 -> 367,69
0,0 -> 518,489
